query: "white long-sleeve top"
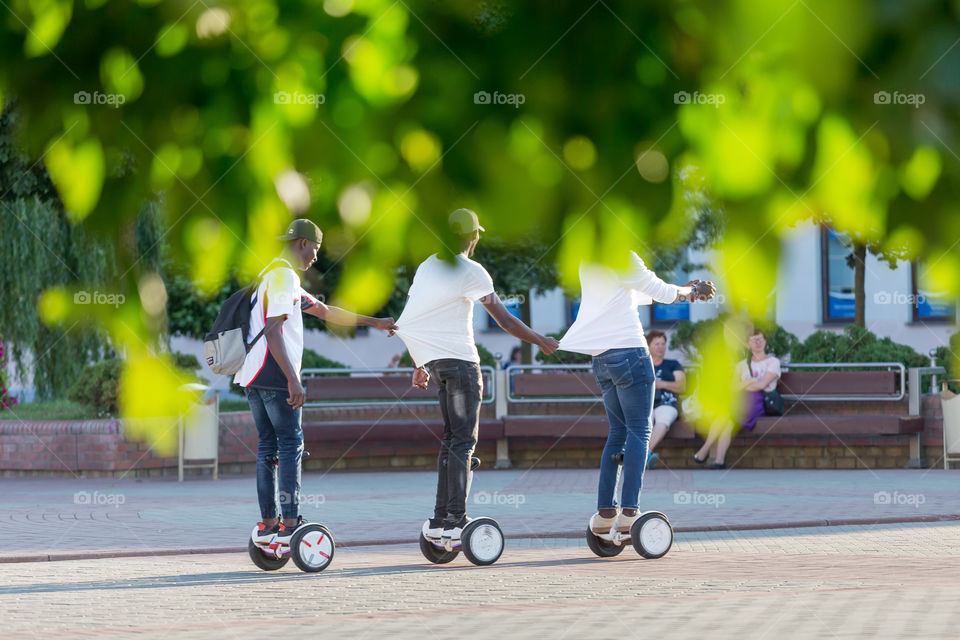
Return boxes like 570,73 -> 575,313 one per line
559,251 -> 678,356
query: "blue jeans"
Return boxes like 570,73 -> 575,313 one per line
245,387 -> 304,520
592,347 -> 655,511
428,359 -> 483,522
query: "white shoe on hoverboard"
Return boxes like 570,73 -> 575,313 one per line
418,458 -> 504,566
587,450 -> 674,559
420,516 -> 505,566
585,511 -> 673,559
248,516 -> 336,573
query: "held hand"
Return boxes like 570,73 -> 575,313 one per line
373,317 -> 398,333
412,367 -> 430,390
693,280 -> 717,301
287,379 -> 306,409
540,336 -> 560,356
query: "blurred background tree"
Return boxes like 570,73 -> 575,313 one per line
1,0 -> 958,439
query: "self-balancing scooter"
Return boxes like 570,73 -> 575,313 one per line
419,456 -> 505,566
585,452 -> 674,559
247,453 -> 336,573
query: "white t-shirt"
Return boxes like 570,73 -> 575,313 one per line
559,251 -> 678,356
394,254 -> 495,367
736,355 -> 781,392
234,259 -> 320,390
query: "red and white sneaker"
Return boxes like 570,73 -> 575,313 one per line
252,522 -> 280,546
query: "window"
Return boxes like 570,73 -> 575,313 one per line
651,300 -> 690,324
912,262 -> 956,323
486,297 -> 522,329
568,298 -> 581,326
821,227 -> 855,322
651,263 -> 690,326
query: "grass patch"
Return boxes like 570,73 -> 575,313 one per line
220,398 -> 249,413
0,399 -> 106,421
0,397 -> 251,420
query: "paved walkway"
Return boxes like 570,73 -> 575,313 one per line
2,523 -> 960,638
2,468 -> 959,561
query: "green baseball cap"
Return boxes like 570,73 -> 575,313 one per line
448,208 -> 485,234
277,218 -> 323,244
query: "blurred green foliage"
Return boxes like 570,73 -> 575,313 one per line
2,0 -> 958,431
670,318 -> 798,360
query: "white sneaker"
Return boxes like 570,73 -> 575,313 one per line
589,512 -> 618,534
441,516 -> 471,542
615,511 -> 641,534
422,518 -> 443,539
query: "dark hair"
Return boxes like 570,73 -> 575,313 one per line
646,330 -> 667,344
748,327 -> 765,338
510,346 -> 522,359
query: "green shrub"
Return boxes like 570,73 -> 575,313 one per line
68,358 -> 122,417
934,331 -> 960,392
398,343 -> 497,368
0,337 -> 17,410
535,330 -> 592,365
670,317 -> 798,359
301,349 -> 348,371
790,325 -> 928,371
172,351 -> 202,383
173,351 -> 201,372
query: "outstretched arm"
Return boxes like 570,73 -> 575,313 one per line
480,293 -> 559,355
302,293 -> 397,331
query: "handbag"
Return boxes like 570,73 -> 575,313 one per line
748,359 -> 784,416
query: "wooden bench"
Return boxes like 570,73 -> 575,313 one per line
303,369 -> 493,404
505,367 -> 916,439
301,370 -> 497,453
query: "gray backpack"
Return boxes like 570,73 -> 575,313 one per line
203,260 -> 288,375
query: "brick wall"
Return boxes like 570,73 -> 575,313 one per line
0,420 -> 178,478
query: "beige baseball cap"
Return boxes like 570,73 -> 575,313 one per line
448,208 -> 485,234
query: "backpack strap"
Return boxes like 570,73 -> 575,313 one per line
246,258 -> 295,350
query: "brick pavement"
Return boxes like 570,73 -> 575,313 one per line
1,468 -> 959,561
1,523 -> 959,639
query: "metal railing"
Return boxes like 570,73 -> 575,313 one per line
300,366 -> 496,407
909,366 -> 947,415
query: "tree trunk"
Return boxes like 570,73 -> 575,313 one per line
520,292 -> 533,364
853,243 -> 866,328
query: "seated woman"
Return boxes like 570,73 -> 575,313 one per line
645,330 -> 685,470
692,327 -> 781,469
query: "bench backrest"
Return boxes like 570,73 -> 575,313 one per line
778,370 -> 898,396
512,372 -> 601,397
509,369 -> 899,399
305,371 -> 492,402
